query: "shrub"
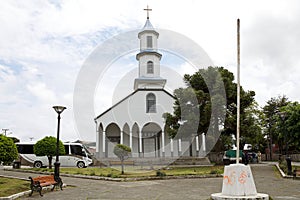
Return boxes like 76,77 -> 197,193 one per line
0,135 -> 18,165
156,170 -> 166,177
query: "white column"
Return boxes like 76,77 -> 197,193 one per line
120,131 -> 123,144
95,121 -> 99,154
202,133 -> 206,152
196,135 -> 199,151
96,127 -> 99,154
170,138 -> 174,152
102,131 -> 106,153
178,138 -> 182,152
139,131 -> 142,153
162,131 -> 165,153
129,131 -> 132,149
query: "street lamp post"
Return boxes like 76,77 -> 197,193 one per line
53,106 -> 66,181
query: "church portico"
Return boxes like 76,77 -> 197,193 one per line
97,121 -> 168,158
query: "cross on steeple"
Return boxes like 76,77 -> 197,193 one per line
144,5 -> 152,19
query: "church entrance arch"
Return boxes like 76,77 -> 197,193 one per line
142,122 -> 162,157
105,123 -> 120,157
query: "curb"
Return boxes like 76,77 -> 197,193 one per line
0,189 -> 32,200
3,168 -> 222,182
275,163 -> 293,179
0,183 -> 67,200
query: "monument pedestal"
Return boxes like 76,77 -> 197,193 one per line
211,164 -> 269,200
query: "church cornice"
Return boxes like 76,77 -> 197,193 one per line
136,51 -> 162,61
138,29 -> 159,39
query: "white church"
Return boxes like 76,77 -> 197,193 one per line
94,10 -> 206,161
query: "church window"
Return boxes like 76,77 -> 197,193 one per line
146,93 -> 156,113
147,61 -> 154,74
147,36 -> 153,48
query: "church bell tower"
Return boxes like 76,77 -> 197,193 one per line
134,6 -> 166,90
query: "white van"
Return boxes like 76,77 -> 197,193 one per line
16,142 -> 93,168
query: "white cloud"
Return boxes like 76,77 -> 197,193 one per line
27,82 -> 57,103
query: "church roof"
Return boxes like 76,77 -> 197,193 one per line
142,19 -> 155,30
138,19 -> 159,38
94,88 -> 174,121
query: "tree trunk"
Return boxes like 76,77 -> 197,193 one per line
48,155 -> 52,169
121,158 -> 124,175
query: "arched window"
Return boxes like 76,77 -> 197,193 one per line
146,93 -> 156,113
147,61 -> 154,74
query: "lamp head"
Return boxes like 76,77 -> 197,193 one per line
53,106 -> 66,114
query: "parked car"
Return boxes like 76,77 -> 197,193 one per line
223,150 -> 244,165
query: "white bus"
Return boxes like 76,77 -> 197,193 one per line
16,142 -> 93,168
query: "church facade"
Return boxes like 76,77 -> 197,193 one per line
94,15 -> 205,159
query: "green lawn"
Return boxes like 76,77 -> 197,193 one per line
0,177 -> 29,197
22,165 -> 224,178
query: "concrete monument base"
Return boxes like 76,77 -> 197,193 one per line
211,164 -> 269,200
211,193 -> 269,200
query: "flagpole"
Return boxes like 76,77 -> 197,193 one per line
236,19 -> 240,164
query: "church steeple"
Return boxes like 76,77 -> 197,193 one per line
134,6 -> 166,90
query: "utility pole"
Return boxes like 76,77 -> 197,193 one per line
2,128 -> 9,136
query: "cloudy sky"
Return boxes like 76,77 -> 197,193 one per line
1,0 -> 299,143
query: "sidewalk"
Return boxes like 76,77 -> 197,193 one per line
1,164 -> 300,200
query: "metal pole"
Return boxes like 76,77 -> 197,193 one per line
236,19 -> 240,164
54,113 -> 61,179
2,129 -> 9,136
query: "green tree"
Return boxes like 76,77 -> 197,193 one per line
113,144 -> 131,174
164,66 -> 259,152
0,135 -> 18,165
240,102 -> 265,152
262,95 -> 289,159
279,102 -> 300,152
34,136 -> 65,169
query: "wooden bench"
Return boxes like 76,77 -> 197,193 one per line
29,175 -> 63,196
293,169 -> 300,179
109,160 -> 134,166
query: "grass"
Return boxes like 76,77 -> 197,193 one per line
22,165 -> 224,178
0,177 -> 29,197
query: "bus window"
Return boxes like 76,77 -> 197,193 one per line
70,145 -> 85,156
64,145 -> 70,154
17,144 -> 34,154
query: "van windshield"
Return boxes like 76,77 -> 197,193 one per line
82,145 -> 91,155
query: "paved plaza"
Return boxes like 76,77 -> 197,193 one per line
1,163 -> 299,200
